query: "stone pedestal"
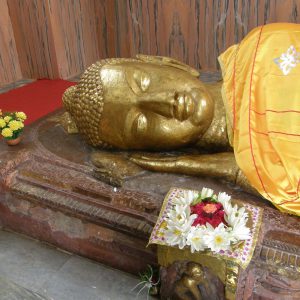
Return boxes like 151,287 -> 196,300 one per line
0,110 -> 299,298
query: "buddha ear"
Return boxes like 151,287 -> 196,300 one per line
136,54 -> 200,77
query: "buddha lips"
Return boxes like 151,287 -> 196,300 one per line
191,201 -> 226,228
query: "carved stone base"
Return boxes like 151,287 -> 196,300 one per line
0,110 -> 299,298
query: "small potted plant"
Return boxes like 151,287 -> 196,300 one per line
0,110 -> 27,145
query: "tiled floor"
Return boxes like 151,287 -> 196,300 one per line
0,230 -> 154,300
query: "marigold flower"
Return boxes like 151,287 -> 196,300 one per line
4,116 -> 12,123
2,128 -> 13,138
9,120 -> 22,131
16,112 -> 27,120
0,118 -> 5,128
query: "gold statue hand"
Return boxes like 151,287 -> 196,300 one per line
130,154 -> 187,172
130,152 -> 239,183
91,151 -> 144,187
131,152 -> 260,196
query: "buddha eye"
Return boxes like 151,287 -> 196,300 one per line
126,68 -> 151,94
133,113 -> 147,135
133,70 -> 150,92
140,74 -> 150,91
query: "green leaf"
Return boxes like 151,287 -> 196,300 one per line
191,195 -> 201,206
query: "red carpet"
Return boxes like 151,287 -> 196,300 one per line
0,79 -> 76,125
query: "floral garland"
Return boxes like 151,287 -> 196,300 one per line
163,188 -> 250,253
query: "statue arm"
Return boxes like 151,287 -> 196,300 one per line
131,152 -> 238,181
130,152 -> 259,196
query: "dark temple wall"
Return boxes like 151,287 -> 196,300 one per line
1,0 -> 300,87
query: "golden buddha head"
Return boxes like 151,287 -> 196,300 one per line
63,55 -> 214,150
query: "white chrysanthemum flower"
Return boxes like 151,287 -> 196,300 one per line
167,205 -> 192,226
217,192 -> 232,214
186,225 -> 207,253
165,213 -> 197,249
205,223 -> 231,252
217,192 -> 231,205
225,204 -> 248,228
223,202 -> 233,216
173,190 -> 197,206
200,187 -> 214,199
229,219 -> 251,242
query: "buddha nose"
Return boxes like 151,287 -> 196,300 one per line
138,91 -> 195,120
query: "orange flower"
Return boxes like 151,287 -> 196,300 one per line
203,203 -> 218,214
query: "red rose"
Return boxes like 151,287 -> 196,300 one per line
191,200 -> 226,228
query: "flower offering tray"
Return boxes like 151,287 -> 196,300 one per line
149,187 -> 263,269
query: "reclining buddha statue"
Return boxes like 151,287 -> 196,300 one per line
63,23 -> 300,217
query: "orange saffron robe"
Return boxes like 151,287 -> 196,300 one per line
219,23 -> 300,216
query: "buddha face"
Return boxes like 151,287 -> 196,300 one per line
97,60 -> 214,150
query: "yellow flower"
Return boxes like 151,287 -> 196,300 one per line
4,116 -> 12,123
16,112 -> 27,120
2,128 -> 13,138
9,120 -> 22,131
0,118 -> 5,128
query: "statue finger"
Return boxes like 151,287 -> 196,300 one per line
130,153 -> 177,162
130,156 -> 177,171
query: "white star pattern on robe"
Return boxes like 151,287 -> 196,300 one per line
274,45 -> 300,75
